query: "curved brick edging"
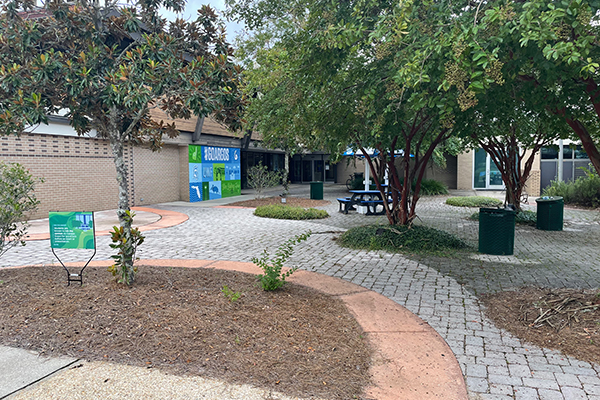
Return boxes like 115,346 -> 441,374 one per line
22,207 -> 188,242
9,258 -> 468,400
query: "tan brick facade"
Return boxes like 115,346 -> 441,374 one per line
0,133 -> 186,219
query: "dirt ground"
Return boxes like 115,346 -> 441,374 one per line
0,266 -> 371,399
227,196 -> 330,208
481,287 -> 600,365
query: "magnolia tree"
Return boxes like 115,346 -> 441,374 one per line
0,0 -> 245,284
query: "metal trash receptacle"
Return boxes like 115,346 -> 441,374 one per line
310,181 -> 323,200
478,208 -> 516,255
535,196 -> 563,231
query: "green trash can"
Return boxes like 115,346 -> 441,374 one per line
310,181 -> 323,200
478,208 -> 516,255
535,196 -> 563,231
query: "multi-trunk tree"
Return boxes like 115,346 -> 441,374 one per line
229,0 -> 499,225
0,0 -> 244,284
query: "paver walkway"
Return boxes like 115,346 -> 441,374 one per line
2,183 -> 600,399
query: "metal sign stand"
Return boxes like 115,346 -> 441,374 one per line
50,211 -> 97,286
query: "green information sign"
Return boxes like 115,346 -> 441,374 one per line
49,212 -> 95,249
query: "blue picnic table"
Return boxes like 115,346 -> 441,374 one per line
337,189 -> 387,215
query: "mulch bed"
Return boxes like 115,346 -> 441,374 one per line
227,196 -> 330,208
0,265 -> 371,399
481,287 -> 600,365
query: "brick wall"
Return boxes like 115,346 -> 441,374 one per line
0,133 -> 187,220
457,151 -> 473,190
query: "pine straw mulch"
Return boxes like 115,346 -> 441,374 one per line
481,287 -> 600,365
227,196 -> 330,208
0,265 -> 371,399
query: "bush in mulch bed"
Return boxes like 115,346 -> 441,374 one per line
446,196 -> 503,208
0,265 -> 371,399
337,224 -> 470,255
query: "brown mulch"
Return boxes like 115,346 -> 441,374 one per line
227,196 -> 330,208
481,287 -> 600,364
0,266 -> 371,399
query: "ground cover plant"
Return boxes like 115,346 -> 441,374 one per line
254,205 -> 329,220
481,288 -> 600,365
228,196 -> 329,208
419,179 -> 449,196
446,196 -> 503,208
469,210 -> 537,226
543,166 -> 600,208
337,225 -> 470,255
0,265 -> 371,399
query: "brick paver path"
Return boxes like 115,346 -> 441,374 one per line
2,183 -> 600,399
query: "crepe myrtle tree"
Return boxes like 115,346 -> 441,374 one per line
0,0 -> 245,284
229,0 -> 499,225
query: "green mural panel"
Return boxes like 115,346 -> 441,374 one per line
213,163 -> 225,181
202,182 -> 209,200
189,145 -> 202,163
222,180 -> 241,198
49,212 -> 95,249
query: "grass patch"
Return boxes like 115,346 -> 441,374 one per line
469,210 -> 537,226
446,196 -> 502,208
254,204 -> 329,220
337,224 -> 470,255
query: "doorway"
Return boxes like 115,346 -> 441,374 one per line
473,148 -> 504,189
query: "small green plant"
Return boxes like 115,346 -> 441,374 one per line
419,179 -> 449,195
446,196 -> 503,208
108,210 -> 145,285
252,231 -> 311,291
221,285 -> 241,302
254,204 -> 329,220
0,162 -> 42,258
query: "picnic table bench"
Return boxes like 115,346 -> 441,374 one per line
338,190 -> 388,215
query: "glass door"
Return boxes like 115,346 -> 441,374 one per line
473,148 -> 504,189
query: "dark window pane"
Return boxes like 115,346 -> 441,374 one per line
541,147 -> 559,160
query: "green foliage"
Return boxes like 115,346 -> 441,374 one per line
247,162 -> 282,199
419,179 -> 449,196
221,285 -> 242,302
469,210 -> 537,226
338,225 -> 469,255
254,204 -> 329,220
543,165 -> 600,207
0,162 -> 41,258
252,232 -> 311,291
108,210 -> 145,285
446,196 -> 503,208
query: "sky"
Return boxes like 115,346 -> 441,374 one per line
160,0 -> 245,44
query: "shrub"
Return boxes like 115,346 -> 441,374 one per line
446,196 -> 503,208
0,162 -> 42,258
543,165 -> 600,207
254,204 -> 329,220
108,210 -> 145,285
419,179 -> 449,195
248,162 -> 282,199
338,224 -> 469,255
253,231 -> 311,291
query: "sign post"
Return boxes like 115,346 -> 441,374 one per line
49,211 -> 96,285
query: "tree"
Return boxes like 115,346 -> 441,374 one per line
448,0 -> 600,176
229,0 -> 493,225
0,0 -> 244,284
0,161 -> 41,258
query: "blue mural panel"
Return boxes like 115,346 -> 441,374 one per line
225,164 -> 241,181
202,164 -> 213,182
189,163 -> 202,183
202,146 -> 231,163
208,181 -> 222,200
189,183 -> 202,202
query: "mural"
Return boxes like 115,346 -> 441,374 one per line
188,145 -> 241,202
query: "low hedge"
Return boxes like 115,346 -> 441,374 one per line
254,204 -> 329,220
446,196 -> 503,208
469,209 -> 537,226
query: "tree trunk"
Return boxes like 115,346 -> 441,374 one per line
107,106 -> 135,285
565,118 -> 600,177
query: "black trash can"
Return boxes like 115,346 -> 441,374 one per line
535,196 -> 564,231
310,181 -> 323,200
478,208 -> 516,255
